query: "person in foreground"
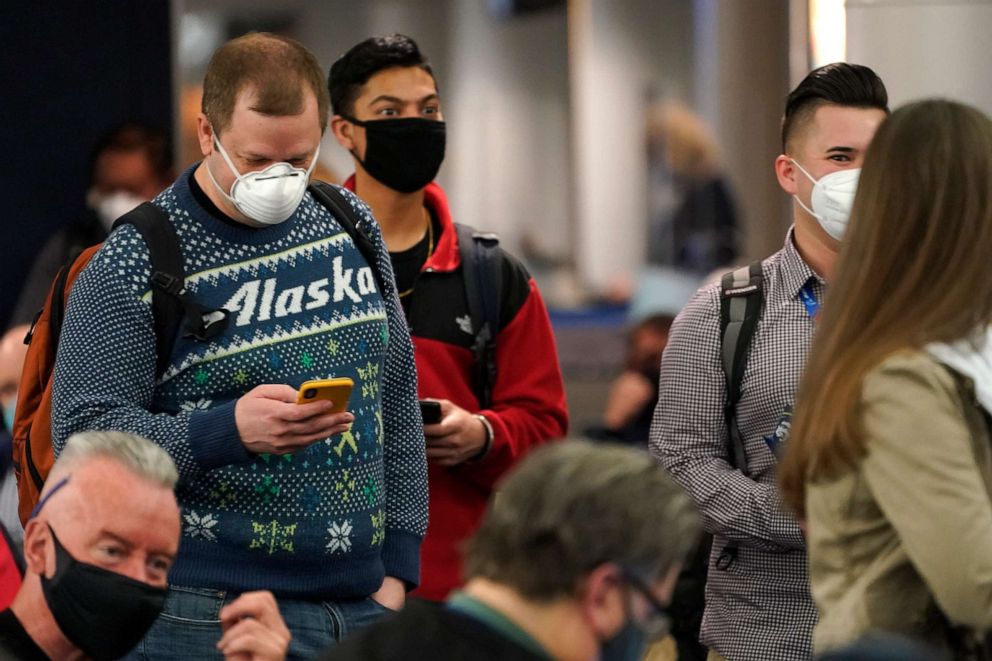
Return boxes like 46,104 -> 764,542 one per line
779,99 -> 992,657
650,62 -> 888,661
0,430 -> 289,660
321,440 -> 701,661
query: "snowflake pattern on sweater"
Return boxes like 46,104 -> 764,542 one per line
51,168 -> 427,599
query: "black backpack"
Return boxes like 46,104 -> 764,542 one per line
660,261 -> 765,661
714,260 -> 765,572
455,224 -> 502,409
719,260 -> 765,475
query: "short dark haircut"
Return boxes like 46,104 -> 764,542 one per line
782,62 -> 889,152
328,34 -> 436,117
91,121 -> 172,182
464,441 -> 700,601
202,32 -> 329,135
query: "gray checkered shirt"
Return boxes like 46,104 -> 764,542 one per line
650,230 -> 822,660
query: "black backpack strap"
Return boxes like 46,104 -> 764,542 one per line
455,223 -> 502,409
715,261 -> 764,572
114,203 -> 228,376
718,261 -> 764,475
308,182 -> 386,295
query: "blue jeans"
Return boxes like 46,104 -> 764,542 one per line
124,585 -> 392,661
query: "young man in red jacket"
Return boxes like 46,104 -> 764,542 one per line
329,34 -> 569,600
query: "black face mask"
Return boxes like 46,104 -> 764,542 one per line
41,526 -> 168,660
344,115 -> 446,193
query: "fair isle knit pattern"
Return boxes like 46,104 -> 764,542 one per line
51,168 -> 427,598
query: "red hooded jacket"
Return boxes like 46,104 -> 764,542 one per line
346,179 -> 569,599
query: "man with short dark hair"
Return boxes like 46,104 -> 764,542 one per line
322,441 -> 700,661
51,32 -> 426,658
650,63 -> 889,660
328,34 -> 568,601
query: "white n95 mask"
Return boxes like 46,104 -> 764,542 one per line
207,136 -> 319,226
791,159 -> 860,241
88,189 -> 147,232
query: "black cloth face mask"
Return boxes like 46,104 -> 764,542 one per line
40,525 -> 168,660
343,115 -> 446,193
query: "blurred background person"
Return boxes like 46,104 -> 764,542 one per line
780,99 -> 992,657
0,325 -> 28,551
585,314 -> 672,448
10,122 -> 173,326
645,102 -> 739,276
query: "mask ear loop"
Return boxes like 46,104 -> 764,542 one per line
790,158 -> 819,185
203,136 -> 244,207
790,159 -> 822,221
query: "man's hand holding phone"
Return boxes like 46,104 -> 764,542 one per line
422,398 -> 491,466
235,382 -> 354,455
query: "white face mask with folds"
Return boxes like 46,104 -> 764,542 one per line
88,190 -> 147,232
791,159 -> 861,241
206,135 -> 318,226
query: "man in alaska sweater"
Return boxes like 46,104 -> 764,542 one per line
50,33 -> 427,659
328,34 -> 569,601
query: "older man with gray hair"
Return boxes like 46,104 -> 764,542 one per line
0,431 -> 290,660
323,440 -> 701,661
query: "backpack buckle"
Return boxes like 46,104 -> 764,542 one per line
150,271 -> 183,296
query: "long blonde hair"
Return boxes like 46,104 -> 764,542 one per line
780,99 -> 992,515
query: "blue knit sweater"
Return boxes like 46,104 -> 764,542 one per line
51,167 -> 427,599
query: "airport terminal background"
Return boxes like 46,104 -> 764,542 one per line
3,0 -> 992,432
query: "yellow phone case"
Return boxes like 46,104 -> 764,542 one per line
296,377 -> 354,412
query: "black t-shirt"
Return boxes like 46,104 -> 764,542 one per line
390,211 -> 440,315
0,610 -> 49,660
188,167 -> 249,228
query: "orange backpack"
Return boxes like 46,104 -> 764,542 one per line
10,203 -> 208,525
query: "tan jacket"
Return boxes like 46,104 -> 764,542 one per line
807,351 -> 992,654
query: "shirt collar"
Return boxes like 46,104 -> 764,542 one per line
447,592 -> 553,659
781,225 -> 823,299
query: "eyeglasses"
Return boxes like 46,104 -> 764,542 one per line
621,569 -> 672,642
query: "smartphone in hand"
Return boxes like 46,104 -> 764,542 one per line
297,378 -> 354,413
419,399 -> 442,425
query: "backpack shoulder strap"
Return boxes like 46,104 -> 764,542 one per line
455,223 -> 502,409
719,260 -> 764,474
113,203 -> 228,376
309,182 -> 386,295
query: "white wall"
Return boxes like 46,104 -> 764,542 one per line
847,0 -> 992,115
445,0 -> 570,263
570,0 -> 694,294
693,0 -> 792,262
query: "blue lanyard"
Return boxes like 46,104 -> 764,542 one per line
799,282 -> 819,319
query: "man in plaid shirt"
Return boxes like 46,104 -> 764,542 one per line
650,64 -> 889,660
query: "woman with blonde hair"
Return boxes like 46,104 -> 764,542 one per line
779,99 -> 992,656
